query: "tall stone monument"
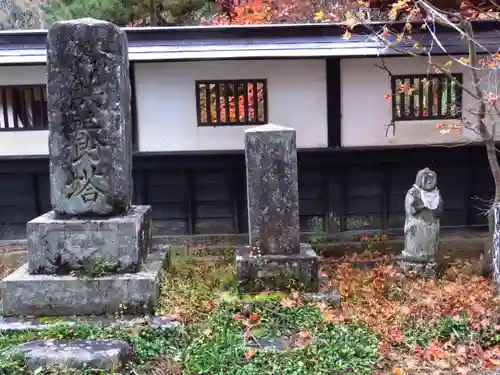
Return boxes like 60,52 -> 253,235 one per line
399,167 -> 443,277
2,19 -> 166,317
236,124 -> 319,293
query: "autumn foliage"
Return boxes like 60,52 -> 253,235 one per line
368,0 -> 500,17
204,0 -> 345,25
220,84 -> 264,123
158,249 -> 500,374
199,82 -> 265,124
202,0 -> 500,25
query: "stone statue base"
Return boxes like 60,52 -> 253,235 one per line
236,244 -> 319,294
1,205 -> 168,317
26,206 -> 152,275
398,259 -> 437,278
2,245 -> 169,317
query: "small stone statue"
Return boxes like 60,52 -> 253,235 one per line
400,167 -> 443,276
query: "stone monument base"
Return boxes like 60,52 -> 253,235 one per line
1,247 -> 169,317
27,206 -> 152,275
236,244 -> 319,293
398,259 -> 437,278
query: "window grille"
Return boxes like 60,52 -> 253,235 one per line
195,79 -> 268,126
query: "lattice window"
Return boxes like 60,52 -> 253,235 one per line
391,74 -> 462,121
0,86 -> 48,131
195,79 -> 268,126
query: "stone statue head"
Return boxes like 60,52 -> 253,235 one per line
415,167 -> 437,192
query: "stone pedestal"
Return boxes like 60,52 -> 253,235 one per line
27,206 -> 151,275
236,243 -> 319,293
2,246 -> 168,317
398,260 -> 437,278
236,124 -> 319,293
2,208 -> 160,317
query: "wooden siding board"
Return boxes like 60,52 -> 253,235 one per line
0,146 -> 492,239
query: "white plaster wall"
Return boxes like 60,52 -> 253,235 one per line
134,60 -> 328,152
0,65 -> 48,156
341,56 -> 499,147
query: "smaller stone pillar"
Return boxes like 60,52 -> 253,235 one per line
236,124 -> 319,293
399,167 -> 443,277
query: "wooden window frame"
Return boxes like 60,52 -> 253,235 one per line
195,79 -> 268,127
0,85 -> 48,131
391,73 -> 463,122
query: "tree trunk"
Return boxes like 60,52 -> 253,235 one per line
483,208 -> 495,276
463,22 -> 500,282
478,125 -> 500,284
150,0 -> 158,26
491,204 -> 500,287
482,142 -> 500,278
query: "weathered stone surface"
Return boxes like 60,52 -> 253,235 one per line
244,124 -> 300,255
400,167 -> 443,273
302,291 -> 341,307
27,206 -> 152,275
398,260 -> 438,278
47,18 -> 132,217
5,339 -> 132,371
2,246 -> 169,317
149,316 -> 183,330
0,0 -> 44,30
0,313 -> 182,333
236,243 -> 319,293
246,336 -> 290,352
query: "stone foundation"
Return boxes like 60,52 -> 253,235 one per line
236,243 -> 319,293
27,206 -> 152,275
2,246 -> 169,317
398,259 -> 438,278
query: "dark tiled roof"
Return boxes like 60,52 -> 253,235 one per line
0,21 -> 499,64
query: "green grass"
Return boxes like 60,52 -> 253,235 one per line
2,250 -> 496,375
0,304 -> 381,375
183,303 -> 380,375
0,251 -> 381,375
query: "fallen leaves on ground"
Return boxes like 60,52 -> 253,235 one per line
244,348 -> 259,362
0,254 -> 25,298
157,247 -> 500,374
0,264 -> 12,280
325,257 -> 500,374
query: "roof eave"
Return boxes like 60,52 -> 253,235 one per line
0,19 -> 499,43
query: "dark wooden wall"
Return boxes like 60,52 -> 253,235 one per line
0,144 -> 493,240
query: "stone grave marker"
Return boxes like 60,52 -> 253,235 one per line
236,124 -> 319,293
2,18 -> 168,317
